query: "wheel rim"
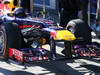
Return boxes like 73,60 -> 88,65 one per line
0,31 -> 4,54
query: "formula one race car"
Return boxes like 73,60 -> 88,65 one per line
0,7 -> 92,62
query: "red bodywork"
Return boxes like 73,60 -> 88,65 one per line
9,48 -> 48,62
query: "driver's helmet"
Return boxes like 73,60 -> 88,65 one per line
14,7 -> 26,18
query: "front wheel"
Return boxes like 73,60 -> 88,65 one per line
0,23 -> 24,59
67,19 -> 92,45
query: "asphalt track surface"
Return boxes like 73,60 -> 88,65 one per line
0,38 -> 100,75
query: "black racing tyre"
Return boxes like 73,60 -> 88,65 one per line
66,19 -> 92,45
0,23 -> 24,59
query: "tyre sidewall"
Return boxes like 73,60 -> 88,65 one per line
0,23 -> 23,58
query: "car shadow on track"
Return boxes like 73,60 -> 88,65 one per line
1,52 -> 100,75
1,42 -> 100,75
0,67 -> 35,75
81,64 -> 100,73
